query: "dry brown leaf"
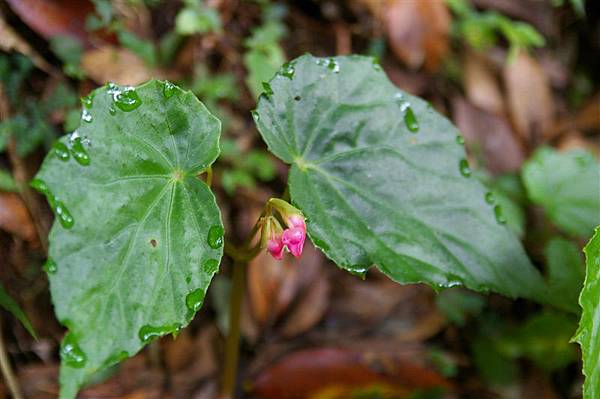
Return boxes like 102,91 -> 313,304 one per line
6,0 -> 94,44
463,51 -> 504,115
453,96 -> 525,174
0,193 -> 36,242
248,347 -> 451,399
503,52 -> 555,144
279,276 -> 330,338
384,0 -> 450,71
81,46 -> 155,85
550,94 -> 600,139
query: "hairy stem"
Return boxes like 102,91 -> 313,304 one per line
0,319 -> 24,399
220,260 -> 246,399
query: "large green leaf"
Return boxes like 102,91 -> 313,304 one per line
33,80 -> 223,398
575,227 -> 600,399
253,54 -> 551,303
522,147 -> 600,237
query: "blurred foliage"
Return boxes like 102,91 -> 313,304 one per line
544,238 -> 585,312
435,288 -> 485,327
446,0 -> 545,60
0,169 -> 17,191
50,36 -> 85,79
219,138 -> 276,195
175,0 -> 221,36
0,283 -> 37,338
244,2 -> 287,99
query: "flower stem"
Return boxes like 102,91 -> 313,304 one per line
220,260 -> 246,399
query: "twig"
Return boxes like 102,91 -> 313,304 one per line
0,319 -> 24,399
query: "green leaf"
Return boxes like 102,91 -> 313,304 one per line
34,80 -> 223,398
0,283 -> 37,338
254,54 -> 553,304
522,147 -> 600,237
575,227 -> 600,398
544,238 -> 585,313
0,168 -> 17,192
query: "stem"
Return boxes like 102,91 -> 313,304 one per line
220,261 -> 246,399
0,319 -> 24,399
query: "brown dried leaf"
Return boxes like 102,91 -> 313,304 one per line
0,193 -> 36,242
6,0 -> 94,44
452,96 -> 525,174
81,46 -> 156,85
279,276 -> 330,338
463,52 -> 504,115
503,52 -> 555,143
249,347 -> 451,399
384,0 -> 450,71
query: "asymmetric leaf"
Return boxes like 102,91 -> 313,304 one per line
254,54 -> 552,304
34,80 -> 223,398
576,227 -> 600,399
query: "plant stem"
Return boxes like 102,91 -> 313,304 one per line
0,319 -> 24,399
220,261 -> 246,399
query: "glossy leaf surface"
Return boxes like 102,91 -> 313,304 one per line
576,227 -> 600,399
254,54 -> 552,303
522,147 -> 600,237
34,80 -> 223,398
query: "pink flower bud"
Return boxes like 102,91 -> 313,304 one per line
282,226 -> 305,258
267,237 -> 284,260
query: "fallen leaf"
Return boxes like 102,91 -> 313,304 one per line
384,0 -> 450,71
81,46 -> 156,85
6,0 -> 94,44
279,276 -> 330,338
452,96 -> 525,174
463,51 -> 504,115
248,347 -> 451,399
503,51 -> 555,144
0,192 -> 36,242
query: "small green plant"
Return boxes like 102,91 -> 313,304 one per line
29,54 -> 600,399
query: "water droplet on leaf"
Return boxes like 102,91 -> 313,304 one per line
69,137 -> 90,166
459,159 -> 471,177
49,197 -> 74,229
403,107 -> 419,133
53,142 -> 70,161
327,58 -> 340,73
81,109 -> 93,123
43,258 -> 57,274
30,178 -> 49,195
203,258 -> 219,274
485,192 -> 496,204
207,225 -> 224,249
251,110 -> 260,122
81,94 -> 94,109
162,81 -> 176,98
109,84 -> 142,112
138,324 -> 180,343
262,82 -> 274,96
456,135 -> 465,145
494,205 -> 507,224
280,62 -> 295,79
109,106 -> 116,115
185,288 -> 204,312
372,58 -> 382,71
60,333 -> 87,368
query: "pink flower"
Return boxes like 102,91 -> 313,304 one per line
267,236 -> 284,260
282,225 -> 306,258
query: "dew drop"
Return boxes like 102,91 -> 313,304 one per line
49,197 -> 74,229
60,333 -> 87,368
69,137 -> 90,166
162,81 -> 176,99
81,94 -> 94,109
109,84 -> 142,112
403,107 -> 419,133
207,225 -> 224,249
459,159 -> 471,177
109,106 -> 116,115
203,258 -> 220,274
251,110 -> 260,122
185,288 -> 205,312
138,324 -> 180,344
185,276 -> 191,284
81,109 -> 93,123
262,82 -> 274,96
43,257 -> 57,274
280,62 -> 295,79
494,205 -> 507,224
53,142 -> 70,161
485,191 -> 496,204
327,58 -> 340,73
456,135 -> 465,145
30,178 -> 49,195
372,57 -> 382,71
